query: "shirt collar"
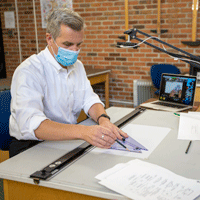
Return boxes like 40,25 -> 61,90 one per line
43,46 -> 76,74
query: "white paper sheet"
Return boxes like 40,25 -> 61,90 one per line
188,111 -> 200,116
4,11 -> 15,28
178,113 -> 200,140
92,124 -> 171,159
96,159 -> 200,200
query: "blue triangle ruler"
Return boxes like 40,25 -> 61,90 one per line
110,136 -> 148,152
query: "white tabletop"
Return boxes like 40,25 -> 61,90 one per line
0,107 -> 200,200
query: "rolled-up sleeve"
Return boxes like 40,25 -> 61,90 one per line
10,66 -> 49,140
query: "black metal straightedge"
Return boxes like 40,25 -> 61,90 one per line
30,107 -> 146,184
30,142 -> 93,183
114,107 -> 146,128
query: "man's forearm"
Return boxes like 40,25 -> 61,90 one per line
88,103 -> 107,123
34,119 -> 90,141
35,103 -> 107,141
34,105 -> 128,149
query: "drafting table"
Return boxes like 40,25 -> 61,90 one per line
0,106 -> 200,200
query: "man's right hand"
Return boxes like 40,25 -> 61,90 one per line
82,125 -> 118,149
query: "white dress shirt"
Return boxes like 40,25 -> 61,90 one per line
9,47 -> 104,140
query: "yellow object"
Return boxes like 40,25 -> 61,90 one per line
125,0 -> 129,40
192,0 -> 199,41
0,150 -> 9,163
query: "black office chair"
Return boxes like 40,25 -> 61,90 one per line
0,90 -> 11,151
150,64 -> 181,95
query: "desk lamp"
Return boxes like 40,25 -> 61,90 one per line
116,28 -> 200,76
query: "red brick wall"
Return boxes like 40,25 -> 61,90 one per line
0,0 -> 199,106
0,0 -> 46,77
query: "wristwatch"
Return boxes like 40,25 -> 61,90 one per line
97,114 -> 110,124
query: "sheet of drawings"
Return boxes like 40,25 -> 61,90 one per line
96,159 -> 200,200
178,113 -> 200,140
40,0 -> 73,28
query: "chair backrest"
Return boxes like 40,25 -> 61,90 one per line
0,90 -> 11,150
150,64 -> 181,90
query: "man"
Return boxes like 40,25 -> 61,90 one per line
9,8 -> 128,157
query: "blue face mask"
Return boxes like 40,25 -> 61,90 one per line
52,41 -> 80,67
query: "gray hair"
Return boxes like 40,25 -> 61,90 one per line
46,8 -> 84,39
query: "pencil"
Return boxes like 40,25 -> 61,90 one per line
116,140 -> 130,151
185,141 -> 192,154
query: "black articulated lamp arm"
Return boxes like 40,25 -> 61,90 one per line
123,28 -> 200,70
